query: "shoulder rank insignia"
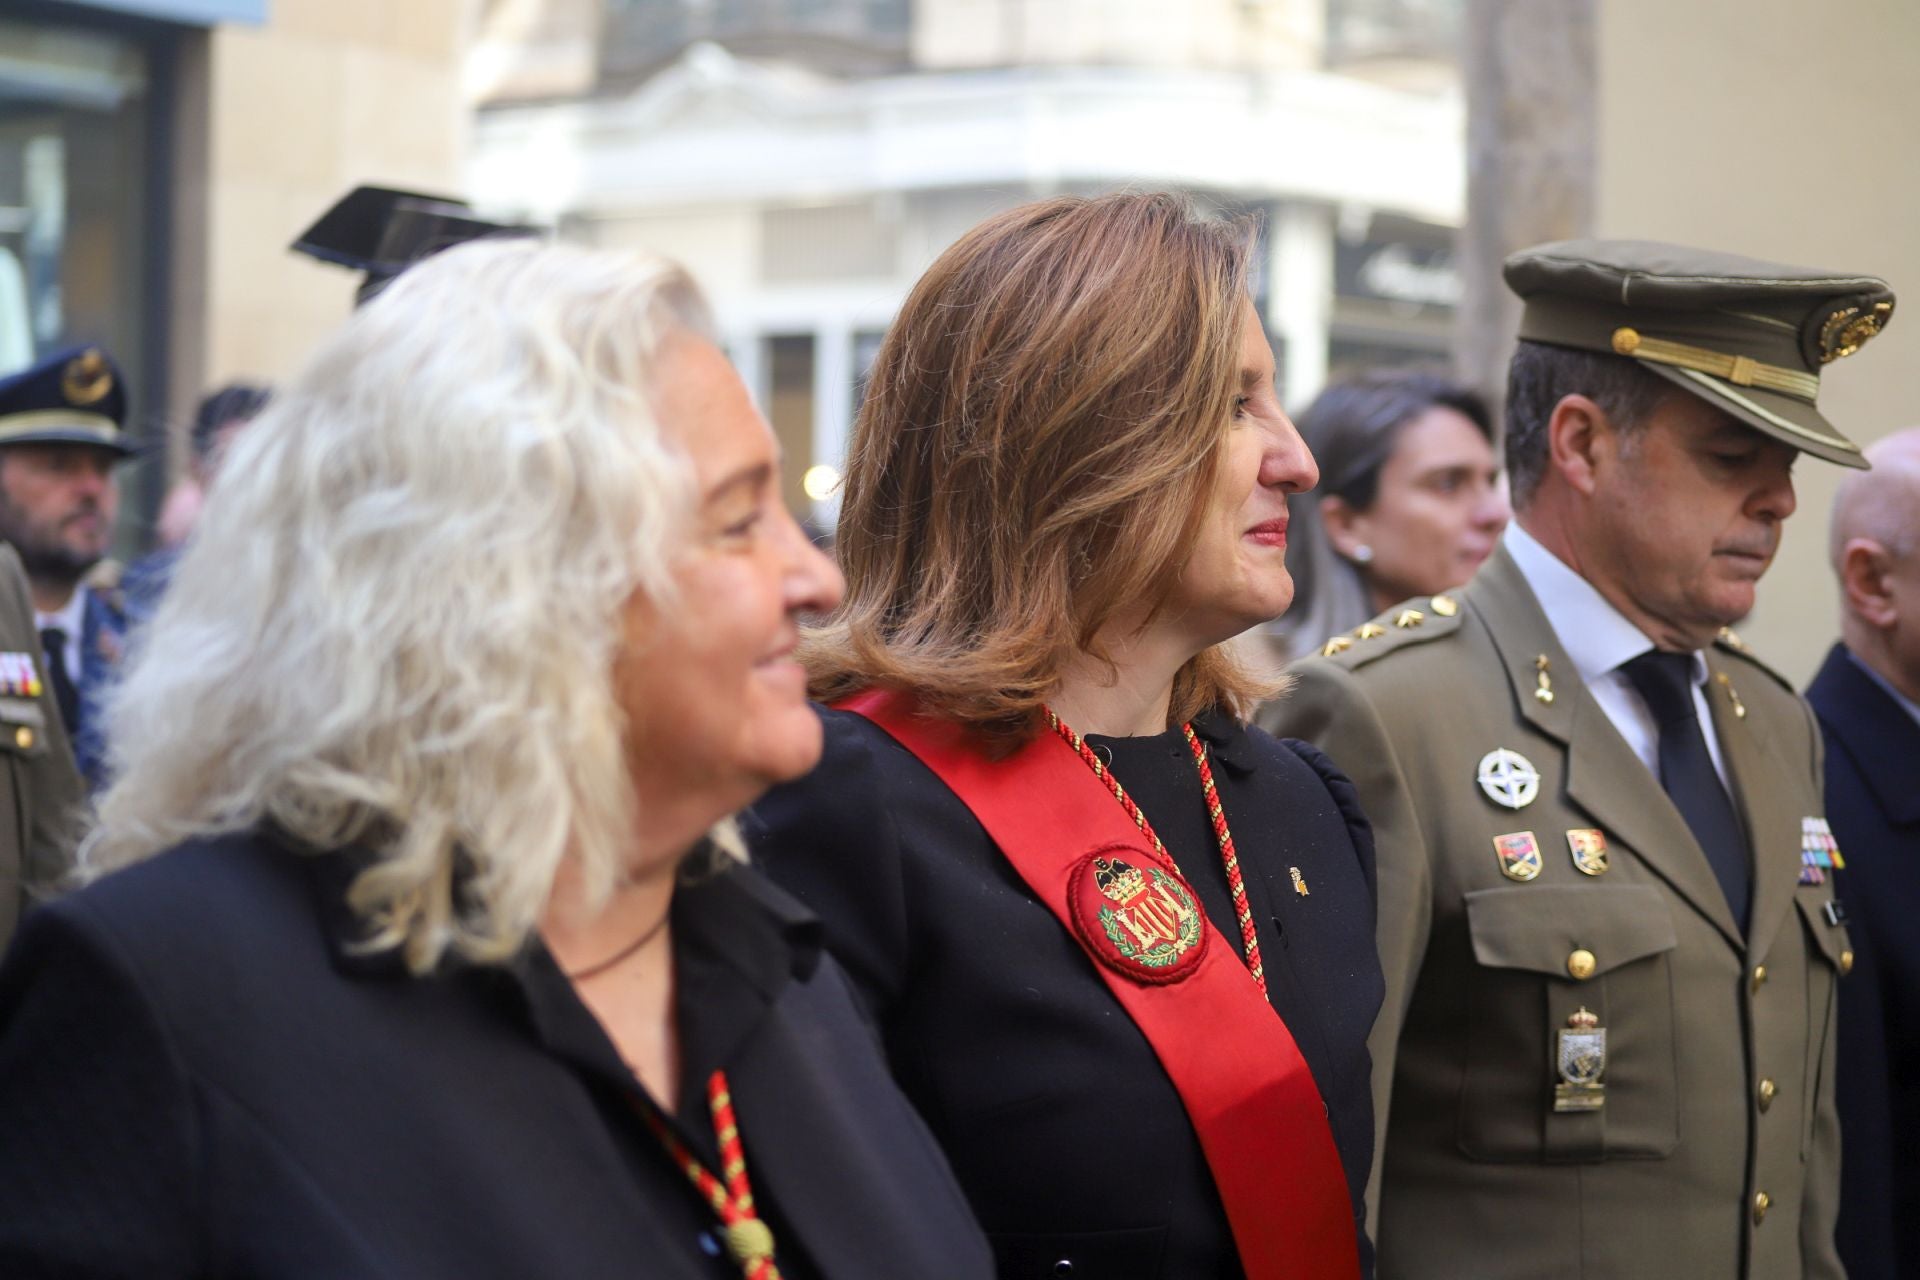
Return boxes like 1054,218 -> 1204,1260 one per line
1799,816 -> 1845,885
1068,849 -> 1208,984
1493,830 -> 1543,881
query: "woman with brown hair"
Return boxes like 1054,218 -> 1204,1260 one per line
745,193 -> 1383,1280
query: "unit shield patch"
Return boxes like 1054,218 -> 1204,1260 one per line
1493,831 -> 1543,882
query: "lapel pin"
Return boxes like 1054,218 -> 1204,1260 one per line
1715,671 -> 1746,719
1534,654 -> 1554,704
1290,866 -> 1309,896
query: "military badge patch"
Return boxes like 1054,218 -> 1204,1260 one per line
1566,828 -> 1609,876
1476,748 -> 1541,810
1554,1007 -> 1607,1112
0,652 -> 42,699
1799,816 -> 1844,884
1068,848 -> 1207,984
1493,830 -> 1543,882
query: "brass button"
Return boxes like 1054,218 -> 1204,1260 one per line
1430,593 -> 1458,617
1840,949 -> 1855,975
12,726 -> 30,750
1757,1078 -> 1777,1112
1567,948 -> 1597,981
1751,964 -> 1768,992
1753,1190 -> 1771,1225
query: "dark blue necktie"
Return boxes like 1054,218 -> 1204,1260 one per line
37,626 -> 80,737
1620,650 -> 1750,933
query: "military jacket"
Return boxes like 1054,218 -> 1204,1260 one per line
0,544 -> 83,950
1261,547 -> 1848,1280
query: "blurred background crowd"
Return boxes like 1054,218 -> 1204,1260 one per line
2,0 -> 1914,681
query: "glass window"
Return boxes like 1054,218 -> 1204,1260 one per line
0,20 -> 151,379
765,333 -> 815,517
0,17 -> 160,557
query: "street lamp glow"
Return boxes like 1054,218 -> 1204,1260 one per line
802,464 -> 842,502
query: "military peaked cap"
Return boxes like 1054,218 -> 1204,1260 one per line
1505,240 -> 1895,468
0,346 -> 133,456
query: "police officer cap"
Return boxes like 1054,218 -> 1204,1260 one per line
1505,239 -> 1895,469
0,346 -> 134,457
291,185 -> 541,306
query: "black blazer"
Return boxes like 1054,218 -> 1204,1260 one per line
1807,644 -> 1920,1280
0,832 -> 993,1280
743,708 -> 1383,1280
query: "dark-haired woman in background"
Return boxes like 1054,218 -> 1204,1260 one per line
1252,371 -> 1508,667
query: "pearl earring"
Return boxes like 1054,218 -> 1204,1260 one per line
1351,544 -> 1374,565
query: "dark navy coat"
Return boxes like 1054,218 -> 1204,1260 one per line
1807,643 -> 1920,1280
0,832 -> 993,1279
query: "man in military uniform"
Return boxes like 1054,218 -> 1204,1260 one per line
0,347 -> 135,790
0,368 -> 88,944
1262,241 -> 1890,1279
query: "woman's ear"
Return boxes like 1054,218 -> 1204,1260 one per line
1319,494 -> 1372,563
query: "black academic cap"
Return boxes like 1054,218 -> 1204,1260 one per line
290,185 -> 541,305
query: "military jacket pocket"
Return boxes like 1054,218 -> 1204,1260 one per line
0,696 -> 49,760
1459,884 -> 1680,1163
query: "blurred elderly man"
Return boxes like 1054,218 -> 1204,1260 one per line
0,347 -> 135,788
1265,240 -> 1893,1280
1807,427 -> 1920,1280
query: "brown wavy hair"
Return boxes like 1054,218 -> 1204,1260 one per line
804,191 -> 1271,745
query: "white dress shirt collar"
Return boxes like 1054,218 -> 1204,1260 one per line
1502,521 -> 1707,688
32,586 -> 89,685
1500,521 -> 1729,786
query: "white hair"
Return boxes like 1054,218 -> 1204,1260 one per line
84,238 -> 734,973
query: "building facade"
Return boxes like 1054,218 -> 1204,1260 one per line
468,0 -> 1467,523
3,0 -> 472,544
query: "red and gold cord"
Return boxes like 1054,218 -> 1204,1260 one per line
639,1069 -> 783,1280
1046,711 -> 1268,996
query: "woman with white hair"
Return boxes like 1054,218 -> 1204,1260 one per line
0,240 -> 993,1279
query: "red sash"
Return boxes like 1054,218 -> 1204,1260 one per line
838,689 -> 1360,1280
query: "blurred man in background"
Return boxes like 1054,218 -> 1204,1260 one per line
1807,427 -> 1920,1280
0,346 -> 135,790
121,381 -> 272,627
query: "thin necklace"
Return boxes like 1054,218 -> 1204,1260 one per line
1046,710 -> 1268,996
562,908 -> 671,981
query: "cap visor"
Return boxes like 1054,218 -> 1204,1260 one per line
1636,363 -> 1869,469
0,426 -> 138,458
